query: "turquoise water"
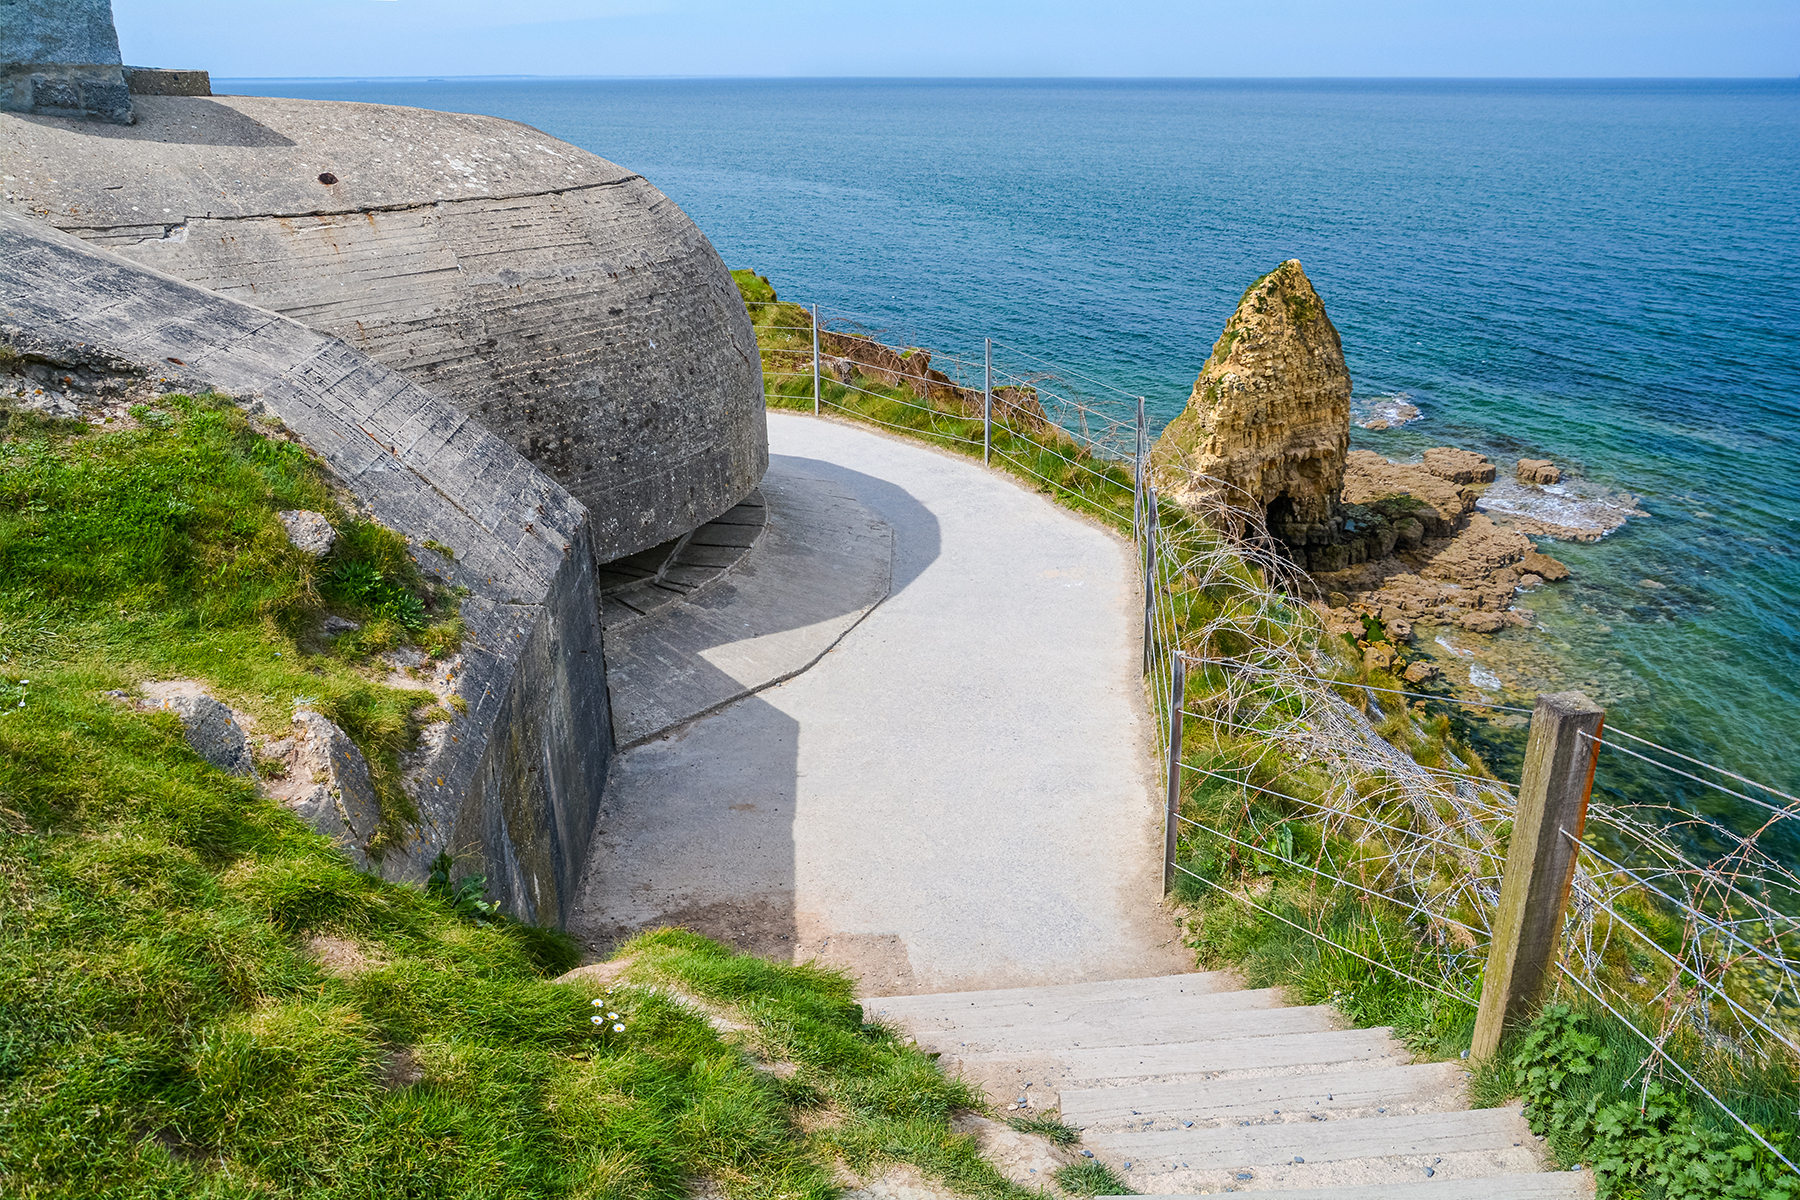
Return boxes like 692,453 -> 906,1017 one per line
222,78 -> 1800,834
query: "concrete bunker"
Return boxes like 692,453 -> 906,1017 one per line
2,85 -> 766,564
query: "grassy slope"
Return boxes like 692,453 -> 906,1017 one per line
0,395 -> 1047,1199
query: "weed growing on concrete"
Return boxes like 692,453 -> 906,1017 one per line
1054,1158 -> 1135,1195
1007,1111 -> 1081,1145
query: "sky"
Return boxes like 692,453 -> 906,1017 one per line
111,0 -> 1798,79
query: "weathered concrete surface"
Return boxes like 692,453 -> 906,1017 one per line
0,93 -> 765,559
0,0 -> 132,123
872,974 -> 1573,1198
0,212 -> 611,926
603,457 -> 893,746
599,491 -> 768,629
123,68 -> 210,97
570,412 -> 1188,994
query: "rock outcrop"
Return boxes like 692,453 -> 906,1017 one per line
1151,260 -> 1350,529
138,680 -> 257,778
1516,459 -> 1561,485
264,711 -> 384,872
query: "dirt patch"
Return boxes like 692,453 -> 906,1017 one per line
307,934 -> 380,977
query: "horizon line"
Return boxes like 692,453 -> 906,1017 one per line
210,73 -> 1800,83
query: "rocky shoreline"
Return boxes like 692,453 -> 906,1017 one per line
1146,259 -> 1640,679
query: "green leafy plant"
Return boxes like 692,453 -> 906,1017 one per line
1509,1005 -> 1800,1199
426,851 -> 500,925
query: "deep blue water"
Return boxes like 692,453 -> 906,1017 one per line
221,78 -> 1800,827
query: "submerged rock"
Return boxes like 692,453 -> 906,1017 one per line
1151,259 -> 1350,527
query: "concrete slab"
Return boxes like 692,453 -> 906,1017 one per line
602,461 -> 893,747
866,987 -> 1287,1049
865,972 -> 1240,1014
1087,1107 -> 1544,1192
955,1026 -> 1408,1082
1093,1106 -> 1520,1165
1062,1061 -> 1468,1127
908,1005 -> 1337,1056
570,412 -> 1189,993
1124,1179 -> 1590,1200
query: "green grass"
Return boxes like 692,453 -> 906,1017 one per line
1052,1159 -> 1133,1196
1467,1004 -> 1800,1199
0,393 -> 463,835
0,392 -> 1055,1199
1006,1112 -> 1080,1146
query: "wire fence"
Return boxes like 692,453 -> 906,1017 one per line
744,294 -> 1800,1169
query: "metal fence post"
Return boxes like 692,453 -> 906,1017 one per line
1142,488 -> 1158,675
811,304 -> 821,416
1163,653 -> 1187,894
1471,691 -> 1606,1059
1134,395 -> 1147,535
983,337 -> 993,466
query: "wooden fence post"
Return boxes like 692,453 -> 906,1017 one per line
1163,654 -> 1187,894
1470,690 -> 1605,1059
1142,489 -> 1158,675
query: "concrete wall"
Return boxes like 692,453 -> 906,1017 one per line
1,94 -> 767,560
0,212 -> 612,927
0,0 -> 133,123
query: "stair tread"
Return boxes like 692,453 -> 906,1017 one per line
863,972 -> 1240,1014
1063,1061 -> 1466,1126
1116,1170 -> 1589,1199
871,986 -> 1288,1043
954,1026 -> 1407,1081
1086,1106 -> 1534,1169
908,1002 -> 1335,1055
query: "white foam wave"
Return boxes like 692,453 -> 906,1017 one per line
1478,476 -> 1646,541
1354,392 -> 1423,430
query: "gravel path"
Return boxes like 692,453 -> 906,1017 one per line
569,412 -> 1188,993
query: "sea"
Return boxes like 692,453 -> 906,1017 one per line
220,77 -> 1800,847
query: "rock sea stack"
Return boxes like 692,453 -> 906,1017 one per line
1153,260 -> 1598,648
1150,260 -> 1350,529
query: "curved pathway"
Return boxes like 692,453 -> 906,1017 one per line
570,412 -> 1188,994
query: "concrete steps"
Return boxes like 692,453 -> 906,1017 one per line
863,974 -> 1588,1198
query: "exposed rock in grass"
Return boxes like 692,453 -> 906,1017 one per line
275,509 -> 335,557
139,680 -> 256,777
262,711 -> 382,869
951,1112 -> 1081,1186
